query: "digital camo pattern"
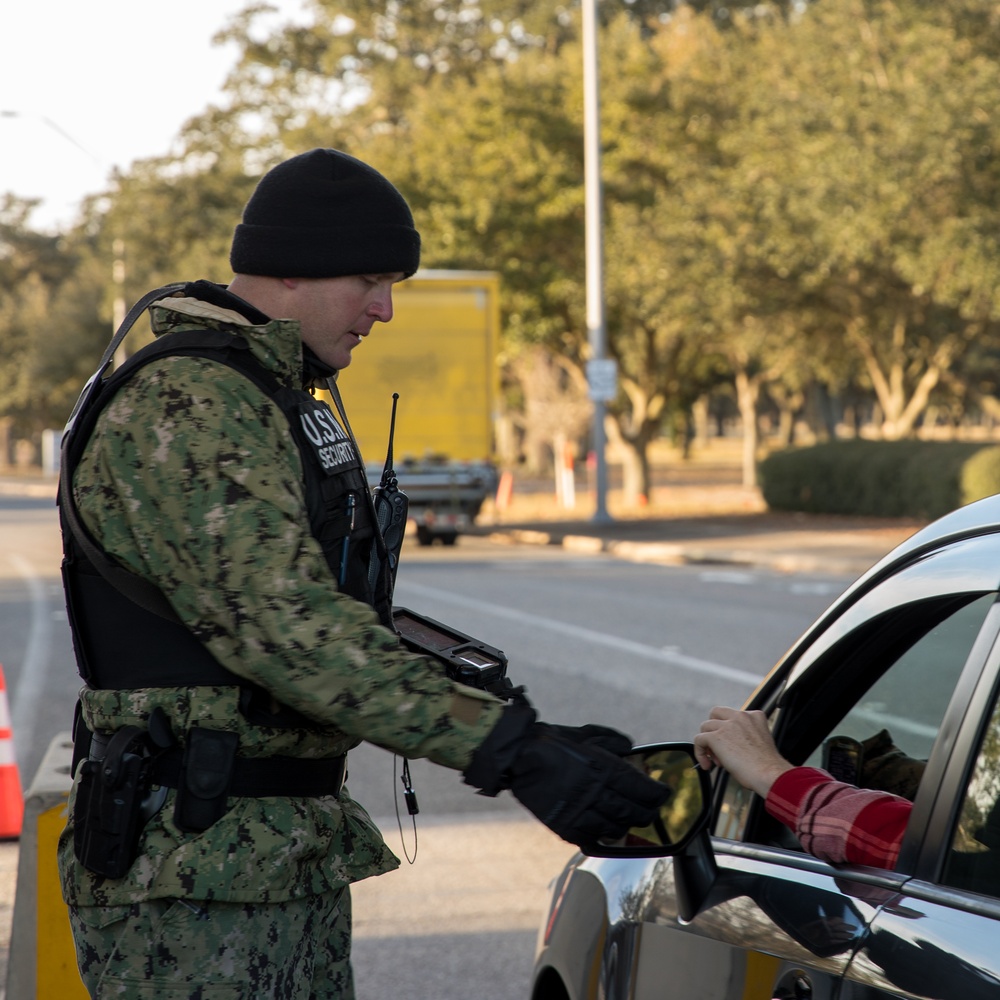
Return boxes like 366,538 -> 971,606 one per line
60,293 -> 504,907
70,888 -> 355,999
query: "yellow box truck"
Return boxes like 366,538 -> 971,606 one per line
328,269 -> 501,545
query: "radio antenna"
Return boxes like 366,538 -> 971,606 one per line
383,392 -> 399,476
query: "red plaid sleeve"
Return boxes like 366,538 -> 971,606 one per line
765,767 -> 911,868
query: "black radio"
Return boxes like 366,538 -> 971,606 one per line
392,606 -> 513,699
363,393 -> 516,702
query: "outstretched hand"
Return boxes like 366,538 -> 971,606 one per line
694,707 -> 794,798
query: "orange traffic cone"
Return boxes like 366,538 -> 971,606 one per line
495,470 -> 514,512
0,665 -> 23,839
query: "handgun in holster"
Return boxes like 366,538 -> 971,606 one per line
74,725 -> 157,879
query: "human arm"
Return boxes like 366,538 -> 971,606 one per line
767,767 -> 911,867
695,707 -> 911,867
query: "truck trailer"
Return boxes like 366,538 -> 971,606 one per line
327,270 -> 501,546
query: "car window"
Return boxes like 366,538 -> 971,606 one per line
798,593 -> 997,779
716,591 -> 998,849
941,681 -> 1000,897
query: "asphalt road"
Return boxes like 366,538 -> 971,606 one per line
0,493 -> 76,786
0,493 -> 850,999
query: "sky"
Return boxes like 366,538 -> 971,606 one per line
1,0 -> 308,232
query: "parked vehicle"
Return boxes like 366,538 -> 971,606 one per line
328,269 -> 501,545
367,455 -> 497,547
532,494 -> 1000,1000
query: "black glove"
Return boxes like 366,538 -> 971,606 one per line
546,723 -> 634,757
464,702 -> 670,847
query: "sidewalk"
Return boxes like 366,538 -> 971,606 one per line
476,510 -> 922,577
0,473 -> 57,500
472,468 -> 924,577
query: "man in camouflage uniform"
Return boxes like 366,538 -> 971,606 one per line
57,148 -> 668,999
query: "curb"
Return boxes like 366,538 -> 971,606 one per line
8,733 -> 86,1000
485,529 -> 883,577
0,480 -> 57,500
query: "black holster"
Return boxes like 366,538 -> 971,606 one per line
73,725 -> 156,879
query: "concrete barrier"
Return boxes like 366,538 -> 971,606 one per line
7,732 -> 87,999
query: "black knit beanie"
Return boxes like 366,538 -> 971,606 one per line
229,148 -> 421,279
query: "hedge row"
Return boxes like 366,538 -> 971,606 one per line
758,440 -> 1000,519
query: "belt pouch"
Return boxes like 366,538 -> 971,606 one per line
174,727 -> 239,833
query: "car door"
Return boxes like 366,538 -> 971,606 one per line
624,533 -> 1000,1000
840,608 -> 1000,999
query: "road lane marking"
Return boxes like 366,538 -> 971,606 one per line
789,581 -> 843,596
849,705 -> 940,742
698,570 -> 756,585
399,582 -> 760,687
8,554 -> 51,770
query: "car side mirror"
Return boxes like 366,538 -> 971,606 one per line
582,742 -> 713,858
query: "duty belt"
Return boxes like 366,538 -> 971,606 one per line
79,723 -> 347,799
151,746 -> 347,798
73,712 -> 351,871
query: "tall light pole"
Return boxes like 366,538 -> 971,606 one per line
582,0 -> 616,523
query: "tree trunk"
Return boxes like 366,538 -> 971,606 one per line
734,369 -> 760,489
848,317 -> 953,440
692,395 -> 711,451
619,439 -> 652,506
770,386 -> 804,446
604,416 -> 652,506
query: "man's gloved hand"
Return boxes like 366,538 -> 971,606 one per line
545,723 -> 634,757
507,723 -> 672,846
464,701 -> 670,847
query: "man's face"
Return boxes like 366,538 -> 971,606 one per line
289,273 -> 405,370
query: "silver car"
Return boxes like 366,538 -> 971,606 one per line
532,495 -> 1000,1000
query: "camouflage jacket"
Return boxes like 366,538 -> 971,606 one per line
58,284 -> 504,906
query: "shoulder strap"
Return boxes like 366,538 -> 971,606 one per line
60,285 -> 187,623
63,283 -> 186,444
325,377 -> 395,618
325,376 -> 387,566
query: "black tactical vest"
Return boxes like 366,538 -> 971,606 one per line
60,325 -> 393,702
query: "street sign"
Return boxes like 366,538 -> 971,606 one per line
587,358 -> 618,402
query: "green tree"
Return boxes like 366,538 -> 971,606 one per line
18,0 -> 1000,479
0,197 -> 106,441
366,12 -> 734,499
718,0 -> 1000,440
